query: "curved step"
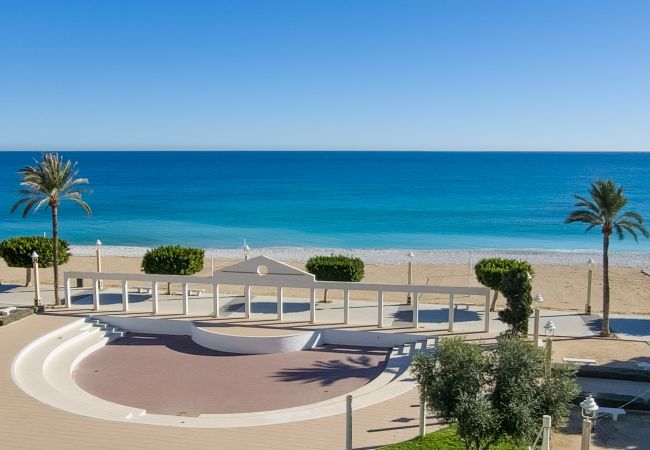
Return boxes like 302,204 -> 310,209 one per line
13,318 -> 424,428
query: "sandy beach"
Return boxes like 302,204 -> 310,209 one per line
2,246 -> 649,315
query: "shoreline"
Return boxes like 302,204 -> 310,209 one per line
70,245 -> 650,268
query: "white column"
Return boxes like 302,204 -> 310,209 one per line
182,282 -> 189,315
213,284 -> 220,318
448,293 -> 455,332
64,276 -> 71,309
419,395 -> 426,437
310,288 -> 316,324
542,415 -> 552,450
92,278 -> 100,311
377,291 -> 384,328
344,289 -> 350,324
96,246 -> 103,290
244,285 -> 251,318
484,292 -> 490,332
413,292 -> 419,328
33,261 -> 41,306
152,281 -> 159,314
122,280 -> 129,312
277,287 -> 284,320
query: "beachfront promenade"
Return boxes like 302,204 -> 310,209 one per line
2,258 -> 650,449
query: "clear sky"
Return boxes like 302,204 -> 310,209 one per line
0,0 -> 648,151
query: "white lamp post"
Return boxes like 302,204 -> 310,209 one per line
407,251 -> 414,304
533,294 -> 544,344
580,394 -> 599,450
96,239 -> 103,289
586,258 -> 595,315
31,251 -> 41,307
243,239 -> 250,261
544,320 -> 556,375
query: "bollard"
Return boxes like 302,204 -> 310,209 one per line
346,395 -> 352,450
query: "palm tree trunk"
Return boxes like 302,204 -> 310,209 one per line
52,205 -> 61,306
601,233 -> 610,337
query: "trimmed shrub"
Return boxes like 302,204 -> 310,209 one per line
141,245 -> 204,275
474,258 -> 533,311
305,255 -> 364,282
305,255 -> 364,302
498,266 -> 534,335
0,236 -> 71,286
0,236 -> 70,268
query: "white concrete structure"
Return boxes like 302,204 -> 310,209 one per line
64,256 -> 491,332
11,317 -> 431,428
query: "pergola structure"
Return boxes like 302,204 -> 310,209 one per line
64,256 -> 491,332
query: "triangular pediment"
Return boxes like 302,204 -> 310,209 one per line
215,256 -> 314,278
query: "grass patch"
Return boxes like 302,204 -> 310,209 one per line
0,306 -> 36,327
380,425 -> 523,449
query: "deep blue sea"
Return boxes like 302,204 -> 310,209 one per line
1,151 -> 649,251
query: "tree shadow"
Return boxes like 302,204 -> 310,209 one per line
71,293 -> 151,306
106,332 -> 242,356
391,307 -> 480,324
272,353 -> 384,386
609,318 -> 650,337
224,300 -> 310,314
0,284 -> 23,293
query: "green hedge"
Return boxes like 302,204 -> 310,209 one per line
0,307 -> 35,327
578,365 -> 650,383
141,245 -> 204,275
0,236 -> 70,268
305,255 -> 364,282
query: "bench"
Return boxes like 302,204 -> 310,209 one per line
133,287 -> 152,294
598,407 -> 626,421
454,302 -> 470,311
562,357 -> 596,365
188,288 -> 205,297
0,306 -> 17,316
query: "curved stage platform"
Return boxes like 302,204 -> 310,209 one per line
11,315 -> 434,428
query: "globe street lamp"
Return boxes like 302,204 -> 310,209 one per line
407,251 -> 415,304
31,251 -> 41,307
533,294 -> 544,345
544,320 -> 556,375
580,394 -> 599,450
96,239 -> 103,289
586,258 -> 595,315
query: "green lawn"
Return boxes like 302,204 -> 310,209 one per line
380,425 -> 523,449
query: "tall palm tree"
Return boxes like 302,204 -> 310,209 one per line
565,180 -> 648,336
11,153 -> 91,306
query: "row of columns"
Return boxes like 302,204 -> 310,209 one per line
65,278 -> 490,332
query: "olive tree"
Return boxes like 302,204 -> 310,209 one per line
412,337 -> 579,450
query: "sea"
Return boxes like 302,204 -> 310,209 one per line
1,151 -> 649,252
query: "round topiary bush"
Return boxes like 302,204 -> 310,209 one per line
305,255 -> 364,302
141,245 -> 205,294
474,258 -> 534,311
0,236 -> 70,286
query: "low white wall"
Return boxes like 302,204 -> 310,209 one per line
192,327 -> 322,354
94,315 -> 430,353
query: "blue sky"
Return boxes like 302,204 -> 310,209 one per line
0,0 -> 648,150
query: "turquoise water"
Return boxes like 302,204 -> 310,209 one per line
1,151 -> 649,251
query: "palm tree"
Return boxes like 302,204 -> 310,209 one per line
565,180 -> 648,336
11,153 -> 91,306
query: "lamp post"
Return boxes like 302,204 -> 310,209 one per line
586,258 -> 595,315
580,394 -> 599,450
96,239 -> 103,289
31,251 -> 41,307
544,320 -> 556,375
407,251 -> 414,304
243,240 -> 250,261
533,294 -> 544,345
